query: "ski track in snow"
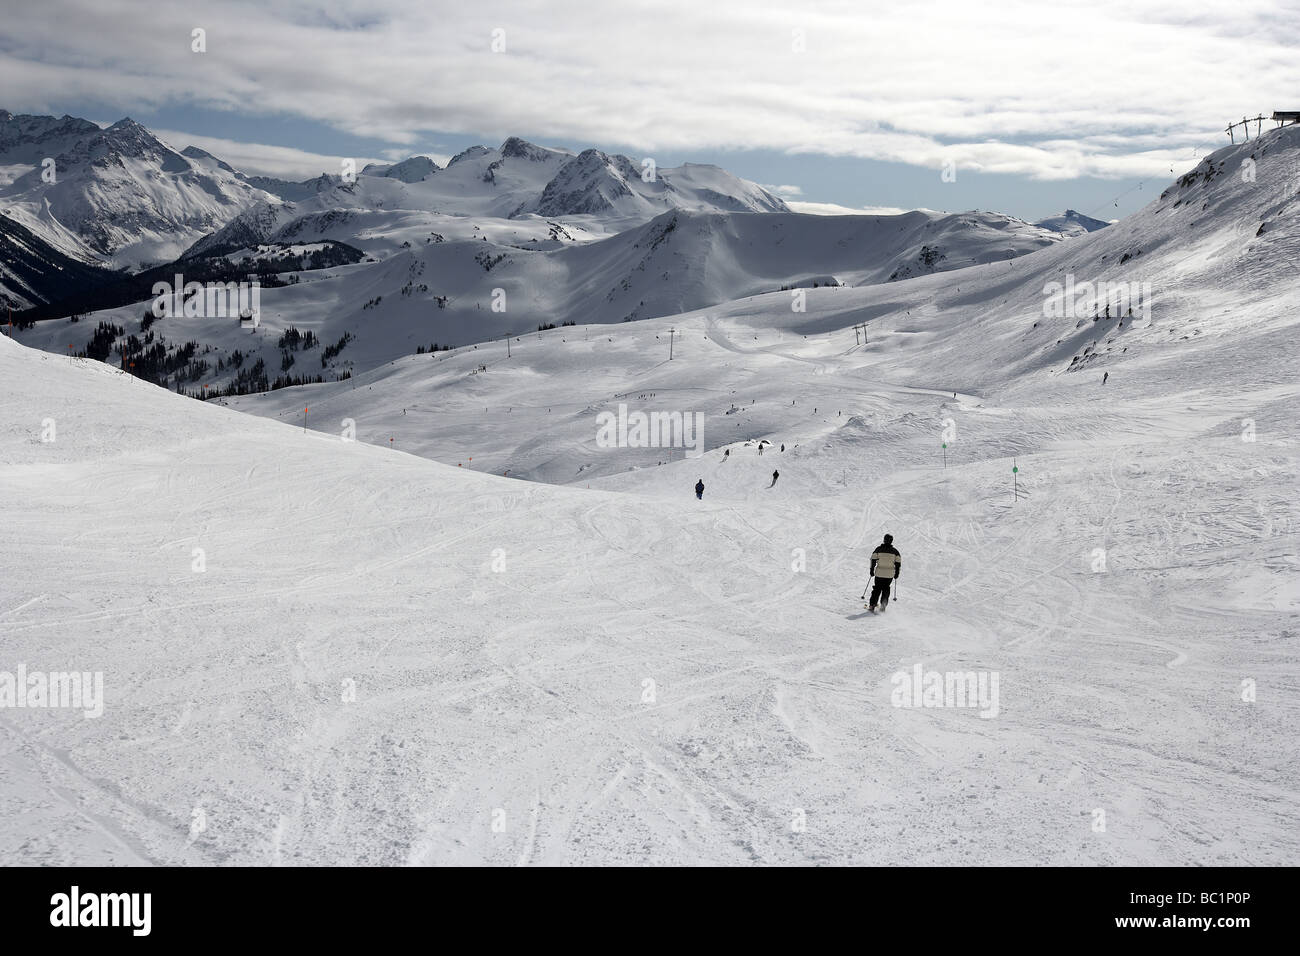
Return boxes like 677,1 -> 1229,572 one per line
5,327 -> 1296,866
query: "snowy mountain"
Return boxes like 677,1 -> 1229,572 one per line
3,124 -> 1296,864
0,110 -> 101,165
16,203 -> 1065,384
180,199 -> 297,260
240,173 -> 341,203
361,156 -> 440,182
186,135 -> 789,250
213,123 -> 1300,482
0,113 -> 279,270
0,213 -> 119,311
1035,208 -> 1111,237
521,148 -> 789,219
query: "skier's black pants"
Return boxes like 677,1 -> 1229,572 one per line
869,577 -> 893,608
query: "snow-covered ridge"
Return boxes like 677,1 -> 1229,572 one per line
0,213 -> 119,310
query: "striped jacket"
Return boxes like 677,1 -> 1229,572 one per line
870,544 -> 901,579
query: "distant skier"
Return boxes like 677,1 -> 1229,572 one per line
780,444 -> 785,452
770,469 -> 779,487
724,448 -> 730,459
1103,372 -> 1109,384
867,534 -> 902,612
695,479 -> 705,500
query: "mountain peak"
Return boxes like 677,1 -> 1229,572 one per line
448,145 -> 491,167
361,155 -> 440,182
1035,208 -> 1110,236
500,137 -> 558,162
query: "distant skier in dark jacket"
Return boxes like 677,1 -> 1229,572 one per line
770,470 -> 779,487
695,479 -> 705,500
868,534 -> 901,612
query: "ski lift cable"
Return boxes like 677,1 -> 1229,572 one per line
1080,134 -> 1228,220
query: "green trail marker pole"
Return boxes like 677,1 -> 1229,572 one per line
1013,459 -> 1019,505
943,442 -> 947,468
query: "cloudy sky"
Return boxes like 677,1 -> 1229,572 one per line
3,0 -> 1298,220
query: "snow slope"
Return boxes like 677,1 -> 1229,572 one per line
3,120 -> 1299,863
3,126 -> 1298,868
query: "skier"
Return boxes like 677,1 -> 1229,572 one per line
724,448 -> 730,459
780,444 -> 785,452
867,534 -> 902,612
1103,372 -> 1109,384
695,479 -> 705,500
770,469 -> 779,487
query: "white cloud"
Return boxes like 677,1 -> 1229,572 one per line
764,184 -> 804,198
3,0 -> 1298,180
151,129 -> 391,179
787,201 -> 915,216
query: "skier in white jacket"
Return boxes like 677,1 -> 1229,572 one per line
868,534 -> 901,612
